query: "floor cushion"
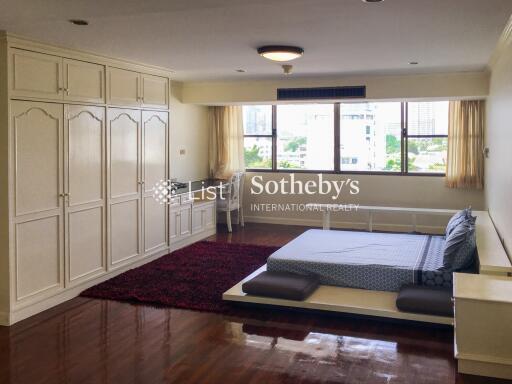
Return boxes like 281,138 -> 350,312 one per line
242,271 -> 319,301
396,284 -> 453,317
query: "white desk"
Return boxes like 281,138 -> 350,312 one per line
305,204 -> 458,231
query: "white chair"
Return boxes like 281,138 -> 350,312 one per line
216,172 -> 245,232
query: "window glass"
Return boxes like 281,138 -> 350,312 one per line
276,104 -> 334,170
243,105 -> 272,135
340,102 -> 402,172
243,137 -> 272,169
407,137 -> 448,173
407,101 -> 449,136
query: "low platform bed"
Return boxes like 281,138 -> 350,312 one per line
223,210 -> 512,325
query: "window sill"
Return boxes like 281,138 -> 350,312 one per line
245,169 -> 446,177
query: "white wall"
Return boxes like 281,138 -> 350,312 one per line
182,71 -> 489,105
170,82 -> 209,182
243,172 -> 486,233
486,32 -> 512,256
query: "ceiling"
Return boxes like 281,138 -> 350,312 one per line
1,0 -> 511,81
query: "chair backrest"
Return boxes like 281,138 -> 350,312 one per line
226,171 -> 244,209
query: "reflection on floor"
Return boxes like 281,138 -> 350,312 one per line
0,223 -> 509,384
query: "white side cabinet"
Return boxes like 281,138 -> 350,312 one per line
170,195 -> 216,251
454,273 -> 512,380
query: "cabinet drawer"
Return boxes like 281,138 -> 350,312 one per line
63,59 -> 105,103
108,68 -> 140,106
141,74 -> 168,109
11,49 -> 63,100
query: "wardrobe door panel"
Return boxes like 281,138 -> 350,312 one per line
107,108 -> 142,269
65,105 -> 106,285
13,102 -> 63,216
68,207 -> 104,282
142,111 -> 168,254
141,74 -> 168,109
108,68 -> 140,107
11,49 -> 63,100
63,59 -> 105,104
110,200 -> 140,265
11,101 -> 64,304
15,216 -> 62,300
67,106 -> 104,206
144,197 -> 166,253
110,111 -> 140,199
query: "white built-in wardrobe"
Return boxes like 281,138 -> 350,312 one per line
0,33 -> 210,326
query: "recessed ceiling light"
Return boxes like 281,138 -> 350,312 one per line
235,69 -> 246,73
257,46 -> 304,62
409,61 -> 419,65
362,0 -> 384,3
69,19 -> 89,26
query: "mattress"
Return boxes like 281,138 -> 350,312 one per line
267,229 -> 451,292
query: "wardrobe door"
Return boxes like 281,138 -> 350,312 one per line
141,74 -> 169,109
63,59 -> 105,104
11,49 -> 63,100
107,108 -> 142,269
107,68 -> 140,107
64,105 -> 106,286
142,111 -> 168,255
11,101 -> 64,303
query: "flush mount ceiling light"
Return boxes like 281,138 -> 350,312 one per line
257,46 -> 304,62
69,19 -> 89,26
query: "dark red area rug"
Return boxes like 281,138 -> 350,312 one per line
80,241 -> 278,313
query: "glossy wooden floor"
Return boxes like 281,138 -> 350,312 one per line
0,223 -> 510,384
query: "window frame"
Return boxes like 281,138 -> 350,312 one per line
243,102 -> 447,176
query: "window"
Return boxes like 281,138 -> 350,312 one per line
243,105 -> 273,169
242,101 -> 449,175
340,102 -> 401,172
276,104 -> 334,170
406,101 -> 449,173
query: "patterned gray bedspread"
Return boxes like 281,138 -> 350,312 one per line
267,229 -> 450,292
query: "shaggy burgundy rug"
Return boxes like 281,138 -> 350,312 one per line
80,241 -> 279,313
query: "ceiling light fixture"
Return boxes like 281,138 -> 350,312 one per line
69,19 -> 89,26
235,69 -> 246,73
257,46 -> 304,62
409,61 -> 419,65
362,0 -> 384,3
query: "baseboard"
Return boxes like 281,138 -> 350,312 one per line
0,311 -> 9,326
458,358 -> 512,380
6,247 -> 171,326
244,215 -> 445,235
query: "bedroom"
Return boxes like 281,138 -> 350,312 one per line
0,0 -> 512,383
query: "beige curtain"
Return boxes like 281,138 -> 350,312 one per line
445,100 -> 485,189
208,106 -> 245,179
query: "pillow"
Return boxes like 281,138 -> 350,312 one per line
446,208 -> 475,237
442,220 -> 476,271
